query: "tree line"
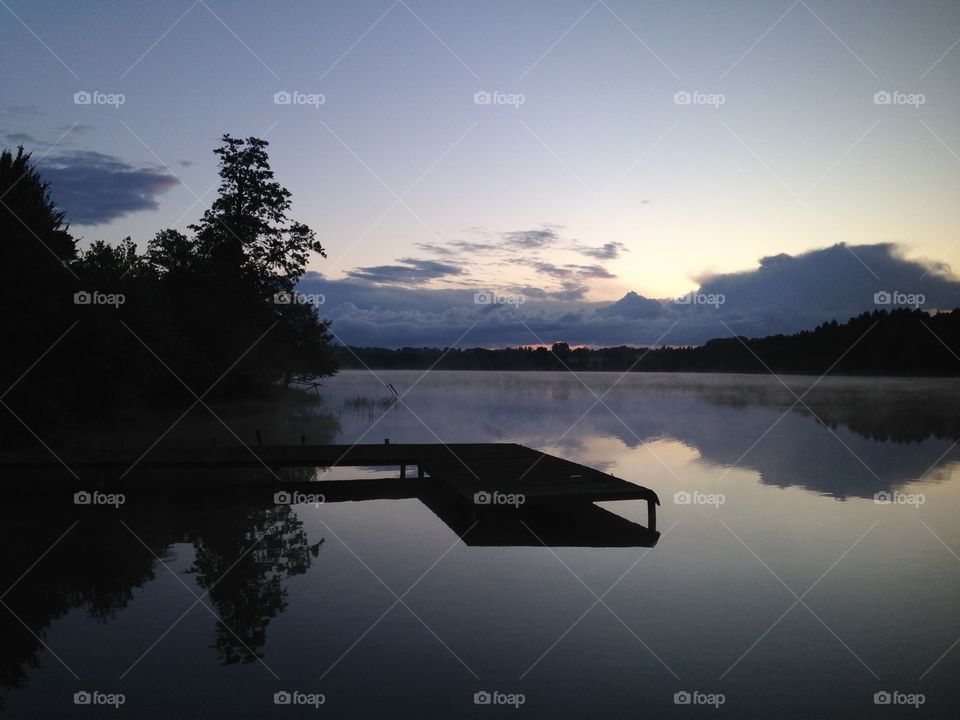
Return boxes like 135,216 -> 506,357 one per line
337,308 -> 960,375
0,135 -> 336,448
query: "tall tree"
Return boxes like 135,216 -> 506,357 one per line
190,135 -> 325,292
174,134 -> 336,388
0,148 -> 79,442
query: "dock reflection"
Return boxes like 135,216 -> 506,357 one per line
0,479 -> 656,695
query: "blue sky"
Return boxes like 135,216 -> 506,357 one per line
2,0 -> 959,345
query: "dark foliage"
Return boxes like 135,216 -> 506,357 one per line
0,137 -> 336,449
337,308 -> 960,375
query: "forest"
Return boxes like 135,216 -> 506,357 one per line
337,308 -> 960,375
0,136 -> 337,447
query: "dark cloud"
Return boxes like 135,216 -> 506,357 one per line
576,241 -> 627,260
519,259 -> 615,281
346,257 -> 464,285
39,150 -> 179,225
550,283 -> 589,301
521,259 -> 570,279
451,240 -> 500,253
502,228 -> 559,247
301,243 -> 960,348
575,264 -> 616,279
4,132 -> 35,144
596,291 -> 664,319
694,242 -> 960,336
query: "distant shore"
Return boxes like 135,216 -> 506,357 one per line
334,307 -> 960,377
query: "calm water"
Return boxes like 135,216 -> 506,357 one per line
2,370 -> 960,718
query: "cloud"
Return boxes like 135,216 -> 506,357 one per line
575,264 -> 616,279
57,123 -> 94,134
0,106 -> 39,118
415,242 -> 456,256
576,241 -> 627,260
346,257 -> 465,285
595,291 -> 664,319
38,150 -> 179,225
300,242 -> 960,348
693,242 -> 960,336
519,259 -> 616,281
3,123 -> 92,151
355,225 -> 622,299
450,240 -> 500,253
502,228 -> 559,247
550,283 -> 589,301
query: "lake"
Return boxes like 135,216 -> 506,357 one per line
2,370 -> 959,718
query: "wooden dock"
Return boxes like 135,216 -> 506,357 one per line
1,442 -> 660,538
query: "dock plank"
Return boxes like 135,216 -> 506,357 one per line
0,442 -> 659,507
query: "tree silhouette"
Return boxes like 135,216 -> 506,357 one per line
0,148 -> 79,446
191,134 -> 325,291
0,136 -> 337,449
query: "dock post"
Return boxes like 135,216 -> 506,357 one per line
400,464 -> 406,479
256,430 -> 263,446
647,499 -> 657,532
417,465 -> 424,480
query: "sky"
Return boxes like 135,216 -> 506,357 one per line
2,0 -> 959,347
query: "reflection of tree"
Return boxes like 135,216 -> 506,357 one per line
186,504 -> 322,664
0,507 -> 168,689
0,495 -> 323,691
694,381 -> 960,445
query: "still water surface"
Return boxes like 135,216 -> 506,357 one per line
2,371 -> 959,718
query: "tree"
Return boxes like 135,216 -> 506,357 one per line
149,134 -> 338,390
0,147 -> 75,263
0,148 -> 79,444
190,135 -> 325,292
0,135 -> 337,449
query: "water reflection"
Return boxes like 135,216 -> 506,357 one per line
316,372 -> 960,499
419,489 -> 659,548
2,372 -> 958,718
0,500 -> 320,690
183,503 -> 323,665
0,483 -> 656,696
